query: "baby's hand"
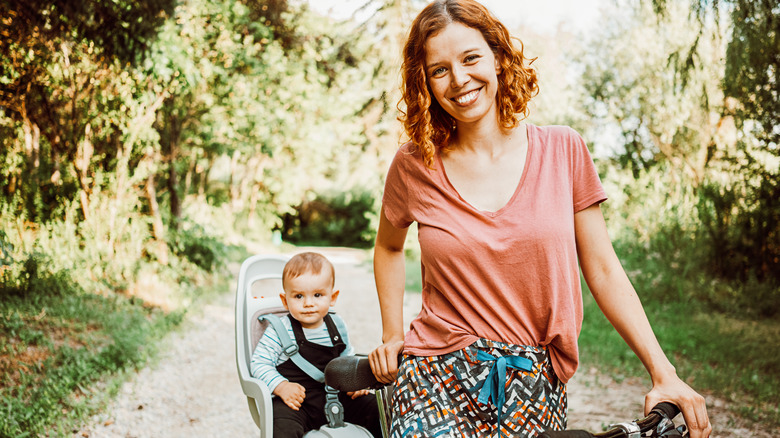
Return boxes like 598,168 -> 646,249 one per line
347,389 -> 371,399
274,381 -> 306,410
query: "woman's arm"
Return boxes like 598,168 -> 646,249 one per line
574,204 -> 711,438
368,205 -> 409,383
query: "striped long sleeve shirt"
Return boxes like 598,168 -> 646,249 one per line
250,313 -> 354,393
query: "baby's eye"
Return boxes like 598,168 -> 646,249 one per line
314,293 -> 322,298
294,294 -> 303,299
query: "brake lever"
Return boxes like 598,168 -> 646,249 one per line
658,424 -> 688,437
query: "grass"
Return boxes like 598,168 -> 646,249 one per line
0,290 -> 184,437
579,287 -> 780,427
578,273 -> 780,429
0,245 -> 241,437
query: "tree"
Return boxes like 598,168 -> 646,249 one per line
650,0 -> 779,284
0,0 -> 174,221
578,0 -> 728,186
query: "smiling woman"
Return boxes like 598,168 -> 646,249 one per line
424,23 -> 501,127
366,1 -> 712,437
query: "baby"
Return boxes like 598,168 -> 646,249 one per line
250,252 -> 380,437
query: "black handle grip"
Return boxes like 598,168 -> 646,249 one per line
325,355 -> 384,392
651,402 -> 681,421
538,431 -> 594,438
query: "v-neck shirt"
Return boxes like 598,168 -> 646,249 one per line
381,124 -> 607,383
436,129 -> 529,216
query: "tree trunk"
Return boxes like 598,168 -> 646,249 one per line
229,150 -> 241,211
184,157 -> 196,200
74,123 -> 94,221
166,140 -> 181,230
145,173 -> 169,265
21,111 -> 40,169
197,155 -> 213,200
163,110 -> 182,229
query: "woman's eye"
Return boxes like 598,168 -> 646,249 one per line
464,54 -> 480,63
431,67 -> 446,77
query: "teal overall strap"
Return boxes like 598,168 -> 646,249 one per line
329,312 -> 349,346
258,314 -> 325,383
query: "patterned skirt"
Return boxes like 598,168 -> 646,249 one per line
389,338 -> 567,437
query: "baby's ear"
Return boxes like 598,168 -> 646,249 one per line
330,289 -> 340,304
279,293 -> 288,309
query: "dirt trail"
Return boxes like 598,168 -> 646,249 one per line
78,248 -> 773,437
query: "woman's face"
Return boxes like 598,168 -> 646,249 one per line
424,22 -> 500,127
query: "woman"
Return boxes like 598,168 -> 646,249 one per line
368,0 -> 711,437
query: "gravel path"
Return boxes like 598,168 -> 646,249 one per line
78,248 -> 774,437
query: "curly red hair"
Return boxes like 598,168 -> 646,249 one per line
398,0 -> 538,168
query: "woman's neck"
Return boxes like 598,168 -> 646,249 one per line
450,118 -> 525,159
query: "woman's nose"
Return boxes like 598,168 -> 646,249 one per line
450,65 -> 469,88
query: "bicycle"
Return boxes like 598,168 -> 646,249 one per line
538,401 -> 688,437
325,355 -> 689,438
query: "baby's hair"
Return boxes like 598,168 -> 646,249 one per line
282,252 -> 335,289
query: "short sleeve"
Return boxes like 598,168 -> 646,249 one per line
381,145 -> 415,228
568,129 -> 607,213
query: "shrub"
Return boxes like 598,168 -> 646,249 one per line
169,220 -> 227,271
0,253 -> 78,299
280,190 -> 377,248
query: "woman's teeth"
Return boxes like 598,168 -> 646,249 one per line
454,89 -> 479,104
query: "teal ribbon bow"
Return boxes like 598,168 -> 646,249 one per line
473,350 -> 534,431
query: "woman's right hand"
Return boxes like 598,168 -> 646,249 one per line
368,337 -> 405,384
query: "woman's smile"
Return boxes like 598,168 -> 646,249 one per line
452,87 -> 482,105
424,22 -> 500,126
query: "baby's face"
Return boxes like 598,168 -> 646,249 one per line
280,269 -> 338,329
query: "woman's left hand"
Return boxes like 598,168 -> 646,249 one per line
645,374 -> 711,438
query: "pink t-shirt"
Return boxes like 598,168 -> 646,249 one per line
382,124 -> 607,383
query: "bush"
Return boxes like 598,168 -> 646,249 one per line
0,253 -> 78,299
169,220 -> 227,271
697,178 -> 780,284
280,190 -> 377,248
694,169 -> 779,317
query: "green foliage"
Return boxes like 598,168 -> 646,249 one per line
0,253 -> 74,298
578,0 -> 778,320
280,190 -> 378,248
169,220 -> 227,272
724,0 -> 779,148
577,0 -> 725,182
0,231 -> 13,267
695,173 -> 779,315
0,287 -> 185,437
579,275 -> 780,427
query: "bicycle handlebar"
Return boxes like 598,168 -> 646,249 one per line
325,355 -> 384,392
538,402 -> 681,438
326,356 -> 684,438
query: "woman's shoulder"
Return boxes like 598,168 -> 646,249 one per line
389,141 -> 427,171
397,141 -> 424,159
529,124 -> 583,143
